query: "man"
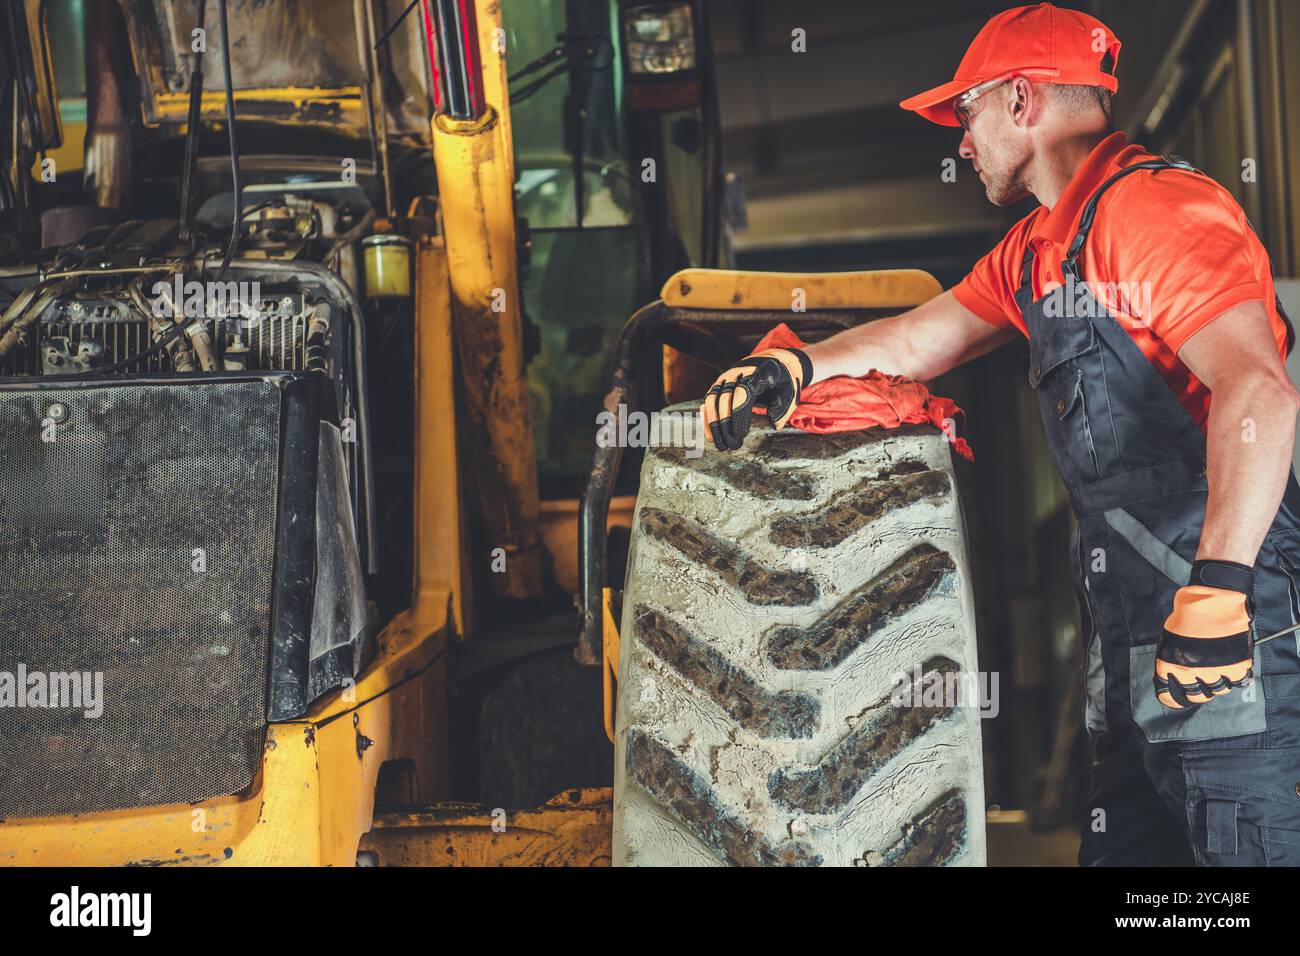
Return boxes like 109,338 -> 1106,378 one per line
700,3 -> 1300,867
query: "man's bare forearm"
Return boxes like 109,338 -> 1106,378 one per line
1197,373 -> 1299,565
801,290 -> 1015,384
1177,301 -> 1300,567
699,290 -> 1014,451
802,311 -> 925,381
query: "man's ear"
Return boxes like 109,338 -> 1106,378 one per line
1008,76 -> 1034,127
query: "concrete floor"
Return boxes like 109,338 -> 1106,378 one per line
986,810 -> 1081,867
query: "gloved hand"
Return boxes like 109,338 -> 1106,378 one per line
700,347 -> 813,451
1154,559 -> 1255,709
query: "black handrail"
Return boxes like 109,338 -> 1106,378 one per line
577,300 -> 665,664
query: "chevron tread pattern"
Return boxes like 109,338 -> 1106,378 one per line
614,409 -> 983,867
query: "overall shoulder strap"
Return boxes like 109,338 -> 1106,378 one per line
1275,294 -> 1296,356
1018,246 -> 1035,293
1061,156 -> 1197,281
1061,154 -> 1296,356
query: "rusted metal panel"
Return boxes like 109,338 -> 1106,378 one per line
359,789 -> 613,866
117,0 -> 434,141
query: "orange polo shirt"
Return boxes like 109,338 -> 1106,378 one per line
952,131 -> 1288,430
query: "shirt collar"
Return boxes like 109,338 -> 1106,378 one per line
1032,131 -> 1133,247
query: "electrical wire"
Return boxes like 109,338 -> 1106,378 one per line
177,0 -> 208,242
372,0 -> 421,50
214,0 -> 241,282
86,322 -> 191,375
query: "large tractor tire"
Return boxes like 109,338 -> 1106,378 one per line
612,407 -> 985,867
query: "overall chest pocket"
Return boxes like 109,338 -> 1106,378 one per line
1029,317 -> 1103,483
1028,314 -> 1097,389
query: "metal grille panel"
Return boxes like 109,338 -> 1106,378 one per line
0,315 -> 311,376
0,379 -> 281,817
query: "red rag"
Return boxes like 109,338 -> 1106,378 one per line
753,323 -> 974,461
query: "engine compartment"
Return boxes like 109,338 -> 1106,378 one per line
0,177 -> 384,588
0,192 -> 369,379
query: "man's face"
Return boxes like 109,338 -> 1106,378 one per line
957,86 -> 1032,206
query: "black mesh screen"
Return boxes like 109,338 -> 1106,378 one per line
0,378 -> 281,817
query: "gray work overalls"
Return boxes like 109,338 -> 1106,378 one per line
1015,158 -> 1300,866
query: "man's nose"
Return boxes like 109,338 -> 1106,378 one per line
958,132 -> 975,160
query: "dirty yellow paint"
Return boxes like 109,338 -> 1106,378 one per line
0,227 -> 475,867
33,118 -> 85,176
0,605 -> 451,867
430,0 -> 542,599
412,236 -> 469,640
0,6 -> 605,867
661,268 -> 944,311
150,87 -> 358,119
602,587 -> 621,745
0,220 -> 538,866
538,495 -> 635,596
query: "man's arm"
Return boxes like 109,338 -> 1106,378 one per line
802,289 -> 1017,383
1177,299 -> 1299,565
699,289 -> 1015,450
1151,299 -> 1296,709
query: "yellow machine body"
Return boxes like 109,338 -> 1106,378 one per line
1,235 -> 465,866
2,0 -> 949,869
0,0 -> 603,864
0,610 -> 451,866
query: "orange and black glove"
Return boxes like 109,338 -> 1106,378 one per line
700,348 -> 812,451
1154,559 -> 1255,709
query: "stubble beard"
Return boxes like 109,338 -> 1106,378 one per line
985,169 -> 1031,206
976,135 -> 1032,206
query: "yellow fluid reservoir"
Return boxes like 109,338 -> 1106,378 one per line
363,234 -> 413,299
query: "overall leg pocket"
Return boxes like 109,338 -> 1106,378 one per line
1257,529 -> 1300,659
1182,747 -> 1300,866
1072,524 -> 1108,736
1130,642 -> 1265,743
1262,826 -> 1300,865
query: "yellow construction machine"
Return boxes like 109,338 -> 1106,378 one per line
0,0 -> 978,867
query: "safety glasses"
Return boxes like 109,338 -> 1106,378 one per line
953,76 -> 1010,131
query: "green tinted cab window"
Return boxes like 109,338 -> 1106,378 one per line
501,0 -> 648,491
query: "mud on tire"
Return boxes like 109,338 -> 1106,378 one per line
613,406 -> 985,866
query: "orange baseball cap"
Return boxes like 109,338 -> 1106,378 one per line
899,3 -> 1121,127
